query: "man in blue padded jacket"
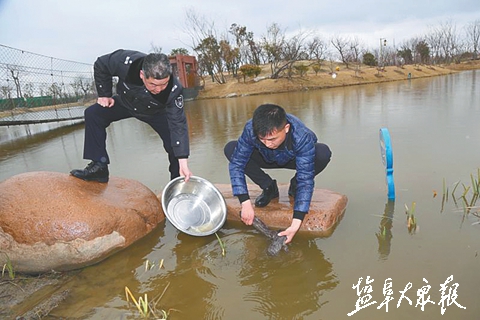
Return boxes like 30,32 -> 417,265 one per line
70,49 -> 192,183
224,104 -> 331,243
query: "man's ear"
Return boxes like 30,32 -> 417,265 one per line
284,123 -> 291,133
139,70 -> 145,81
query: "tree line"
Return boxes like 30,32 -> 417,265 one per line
174,10 -> 479,84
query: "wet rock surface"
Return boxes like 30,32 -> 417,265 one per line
0,171 -> 165,274
216,183 -> 348,237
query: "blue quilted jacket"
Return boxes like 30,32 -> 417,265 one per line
229,114 -> 318,217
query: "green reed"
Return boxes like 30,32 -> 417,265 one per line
125,282 -> 177,319
1,253 -> 15,280
442,169 -> 480,217
215,232 -> 226,257
405,202 -> 417,234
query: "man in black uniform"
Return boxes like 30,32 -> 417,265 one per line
70,49 -> 192,183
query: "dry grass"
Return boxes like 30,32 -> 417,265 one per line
198,60 -> 480,100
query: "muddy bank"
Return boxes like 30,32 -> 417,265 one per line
0,271 -> 77,319
197,60 -> 480,100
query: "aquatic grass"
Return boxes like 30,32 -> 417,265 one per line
144,259 -> 164,271
441,169 -> 480,217
451,181 -> 460,206
125,286 -> 149,318
405,202 -> 417,234
125,283 -> 177,319
215,232 -> 226,257
1,253 -> 15,280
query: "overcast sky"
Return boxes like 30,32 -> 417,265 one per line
0,0 -> 479,64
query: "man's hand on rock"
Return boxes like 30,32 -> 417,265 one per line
240,200 -> 255,225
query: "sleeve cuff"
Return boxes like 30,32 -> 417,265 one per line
293,210 -> 307,221
237,194 -> 250,204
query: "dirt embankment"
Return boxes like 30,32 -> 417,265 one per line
197,60 -> 480,100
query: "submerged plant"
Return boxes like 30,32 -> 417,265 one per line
145,259 -> 164,271
215,232 -> 226,257
125,283 -> 177,319
125,286 -> 149,318
405,202 -> 417,234
442,169 -> 480,217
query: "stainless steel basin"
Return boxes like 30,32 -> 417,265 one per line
161,176 -> 227,236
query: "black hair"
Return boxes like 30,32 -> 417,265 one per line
252,104 -> 287,138
142,53 -> 172,79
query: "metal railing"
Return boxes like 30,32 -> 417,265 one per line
0,44 -> 95,125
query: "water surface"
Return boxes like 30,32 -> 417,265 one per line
1,71 -> 479,319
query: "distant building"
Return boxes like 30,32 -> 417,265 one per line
169,55 -> 199,100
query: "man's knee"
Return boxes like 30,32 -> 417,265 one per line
84,103 -> 100,120
224,140 -> 238,161
314,143 -> 332,173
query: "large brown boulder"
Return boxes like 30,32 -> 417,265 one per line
216,183 -> 347,237
0,171 -> 164,274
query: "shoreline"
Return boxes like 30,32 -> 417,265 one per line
196,60 -> 480,100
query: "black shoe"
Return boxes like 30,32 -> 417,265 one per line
288,176 -> 297,198
255,180 -> 279,207
70,161 -> 109,183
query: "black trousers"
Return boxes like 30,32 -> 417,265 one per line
82,100 -> 179,179
224,140 -> 331,189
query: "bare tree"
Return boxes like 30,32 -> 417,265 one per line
72,76 -> 93,100
183,9 -> 226,83
0,85 -> 14,110
465,19 -> 480,60
220,39 -> 240,76
280,29 -> 310,78
347,37 -> 365,76
0,86 -> 11,99
195,36 -> 226,83
330,35 -> 351,68
150,43 -> 162,53
23,83 -> 35,99
307,36 -> 328,68
428,19 -> 461,63
261,23 -> 310,79
7,65 -> 24,100
49,82 -> 62,103
425,29 -> 442,64
230,23 -> 261,65
261,23 -> 286,76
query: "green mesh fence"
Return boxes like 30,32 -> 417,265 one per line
0,44 -> 95,125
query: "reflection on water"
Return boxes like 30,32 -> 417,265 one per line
51,222 -> 337,319
0,119 -> 84,144
0,106 -> 85,123
1,71 -> 480,319
376,200 -> 395,260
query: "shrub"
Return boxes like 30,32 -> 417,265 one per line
293,64 -> 309,77
363,52 -> 377,67
239,64 -> 262,82
312,64 -> 322,75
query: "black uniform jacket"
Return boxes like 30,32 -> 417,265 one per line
93,49 -> 189,158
